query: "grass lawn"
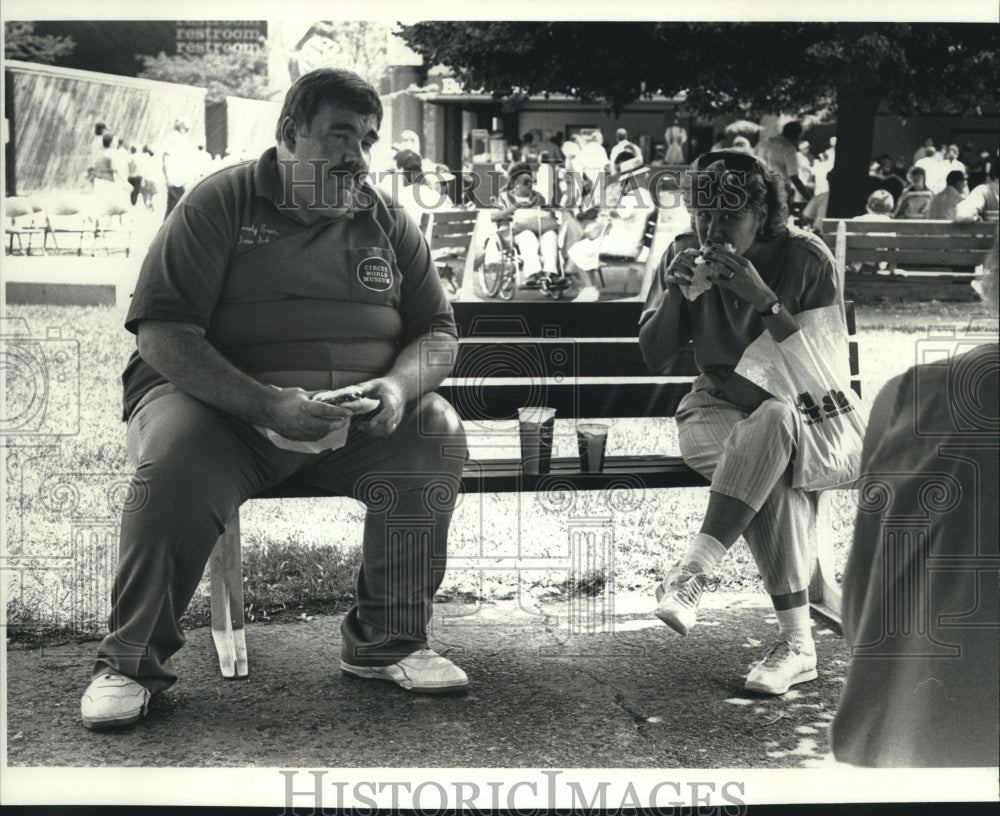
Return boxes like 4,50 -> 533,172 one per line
3,299 -> 997,636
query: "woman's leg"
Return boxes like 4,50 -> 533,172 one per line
664,391 -> 818,692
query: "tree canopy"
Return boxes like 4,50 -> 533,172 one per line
136,49 -> 275,104
4,21 -> 75,64
399,22 -> 997,118
398,22 -> 1000,215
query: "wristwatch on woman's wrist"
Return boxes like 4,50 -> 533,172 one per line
756,298 -> 782,317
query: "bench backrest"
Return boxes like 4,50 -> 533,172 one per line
820,219 -> 998,271
422,209 -> 480,249
598,207 -> 659,264
436,300 -> 860,421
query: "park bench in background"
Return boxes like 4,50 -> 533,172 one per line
421,209 -> 480,295
821,219 -> 998,301
208,299 -> 859,678
5,196 -> 48,256
594,208 -> 659,295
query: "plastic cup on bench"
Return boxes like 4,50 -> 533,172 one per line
576,422 -> 609,473
518,406 -> 556,475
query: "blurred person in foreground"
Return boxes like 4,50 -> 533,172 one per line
639,149 -> 842,695
830,242 -> 998,767
80,68 -> 469,731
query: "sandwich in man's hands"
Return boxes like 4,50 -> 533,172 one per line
313,388 -> 380,417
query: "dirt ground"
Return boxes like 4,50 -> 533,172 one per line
7,593 -> 851,769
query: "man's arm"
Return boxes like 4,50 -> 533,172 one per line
954,185 -> 986,222
137,320 -> 351,441
352,331 -> 458,438
790,175 -> 813,201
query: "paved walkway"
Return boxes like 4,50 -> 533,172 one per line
7,592 -> 850,770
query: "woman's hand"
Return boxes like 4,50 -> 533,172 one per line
662,247 -> 701,288
701,245 -> 776,311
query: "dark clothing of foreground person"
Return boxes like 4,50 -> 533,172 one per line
831,341 -> 999,766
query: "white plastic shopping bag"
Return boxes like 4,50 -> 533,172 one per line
734,305 -> 868,490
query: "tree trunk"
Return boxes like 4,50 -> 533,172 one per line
828,83 -> 883,219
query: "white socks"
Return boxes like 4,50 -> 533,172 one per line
683,533 -> 727,575
775,606 -> 815,654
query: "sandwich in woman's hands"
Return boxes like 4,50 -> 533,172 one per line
683,242 -> 735,301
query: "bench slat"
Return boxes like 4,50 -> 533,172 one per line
438,380 -> 694,420
822,219 -> 998,238
453,341 -> 698,378
835,248 -> 984,267
251,454 -> 708,499
463,454 -> 709,491
455,300 -> 643,338
832,235 -> 995,251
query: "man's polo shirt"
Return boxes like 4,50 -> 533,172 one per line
121,147 -> 455,420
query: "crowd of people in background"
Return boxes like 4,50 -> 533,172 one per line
358,118 -> 996,303
85,119 -> 240,223
73,112 -> 996,283
830,138 -> 998,227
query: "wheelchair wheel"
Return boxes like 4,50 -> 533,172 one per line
498,267 -> 517,300
481,262 -> 503,298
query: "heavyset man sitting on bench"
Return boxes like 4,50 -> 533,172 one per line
81,68 -> 469,730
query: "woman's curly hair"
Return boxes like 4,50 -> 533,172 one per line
682,150 -> 788,242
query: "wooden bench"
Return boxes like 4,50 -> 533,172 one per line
208,299 -> 859,678
821,219 -> 998,300
5,196 -> 48,256
421,209 -> 480,295
595,208 -> 659,295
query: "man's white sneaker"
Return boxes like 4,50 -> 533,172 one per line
654,564 -> 715,636
341,648 -> 468,694
744,640 -> 818,695
80,671 -> 152,730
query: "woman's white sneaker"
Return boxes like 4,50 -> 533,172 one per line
744,640 -> 818,695
80,672 -> 152,729
341,648 -> 468,694
654,564 -> 715,636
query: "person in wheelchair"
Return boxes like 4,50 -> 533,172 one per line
490,162 -> 561,290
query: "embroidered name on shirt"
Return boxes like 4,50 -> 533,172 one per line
357,257 -> 393,292
238,224 -> 281,246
